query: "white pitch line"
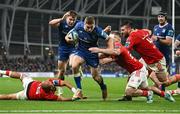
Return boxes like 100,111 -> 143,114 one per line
0,110 -> 180,113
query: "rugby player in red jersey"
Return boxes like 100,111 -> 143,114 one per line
120,21 -> 180,93
0,70 -> 81,101
89,31 -> 175,103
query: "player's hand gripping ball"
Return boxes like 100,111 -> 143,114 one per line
68,31 -> 78,45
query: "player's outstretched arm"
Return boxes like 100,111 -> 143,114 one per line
89,47 -> 120,55
56,95 -> 73,101
99,57 -> 114,64
0,70 -> 22,79
49,12 -> 69,28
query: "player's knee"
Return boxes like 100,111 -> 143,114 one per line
125,87 -> 136,96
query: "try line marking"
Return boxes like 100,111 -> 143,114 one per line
0,110 -> 180,113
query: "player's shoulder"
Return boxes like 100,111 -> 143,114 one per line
94,25 -> 103,33
74,21 -> 84,30
130,29 -> 140,35
76,21 -> 83,27
166,23 -> 173,29
154,24 -> 159,28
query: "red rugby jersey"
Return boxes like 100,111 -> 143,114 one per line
27,81 -> 58,100
125,29 -> 163,64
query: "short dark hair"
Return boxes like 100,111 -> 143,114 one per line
121,20 -> 134,28
84,16 -> 95,24
110,31 -> 121,38
68,10 -> 78,18
158,11 -> 167,20
41,82 -> 56,92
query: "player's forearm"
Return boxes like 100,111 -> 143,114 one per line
57,96 -> 73,101
158,38 -> 172,46
100,49 -> 120,55
49,18 -> 63,27
100,57 -> 113,64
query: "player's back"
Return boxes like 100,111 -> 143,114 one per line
27,81 -> 58,100
126,29 -> 163,64
114,42 -> 143,74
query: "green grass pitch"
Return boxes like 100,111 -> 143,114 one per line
0,76 -> 180,114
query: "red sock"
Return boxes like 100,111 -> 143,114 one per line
5,70 -> 11,76
142,90 -> 148,96
171,90 -> 175,95
160,91 -> 165,97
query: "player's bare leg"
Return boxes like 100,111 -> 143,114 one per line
148,86 -> 175,102
57,60 -> 68,95
0,93 -> 18,100
71,55 -> 86,99
91,67 -> 107,100
162,74 -> 180,86
57,60 -> 68,80
125,87 -> 153,103
0,70 -> 22,79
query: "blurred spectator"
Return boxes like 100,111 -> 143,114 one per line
0,56 -> 128,76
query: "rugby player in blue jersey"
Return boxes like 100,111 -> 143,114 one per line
49,10 -> 79,80
152,11 -> 174,67
65,16 -> 111,100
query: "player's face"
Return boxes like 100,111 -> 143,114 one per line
157,15 -> 166,25
84,23 -> 95,32
120,25 -> 130,38
66,16 -> 77,27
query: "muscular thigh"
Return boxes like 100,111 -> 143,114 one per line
90,67 -> 100,77
58,60 -> 68,70
147,57 -> 168,82
71,55 -> 85,68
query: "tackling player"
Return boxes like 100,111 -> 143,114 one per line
0,70 -> 81,101
89,31 -> 175,103
120,21 -> 180,94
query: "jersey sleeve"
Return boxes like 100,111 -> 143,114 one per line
74,21 -> 83,30
58,21 -> 64,31
48,79 -> 62,86
166,25 -> 174,38
125,35 -> 135,51
96,27 -> 109,40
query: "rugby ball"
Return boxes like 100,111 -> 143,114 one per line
70,31 -> 79,43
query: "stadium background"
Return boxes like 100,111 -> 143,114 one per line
0,0 -> 180,75
1,1 -> 180,114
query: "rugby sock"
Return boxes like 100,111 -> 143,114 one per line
0,70 -> 11,76
169,90 -> 175,95
95,76 -> 106,90
160,91 -> 165,97
74,76 -> 82,89
71,87 -> 77,94
141,90 -> 148,96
